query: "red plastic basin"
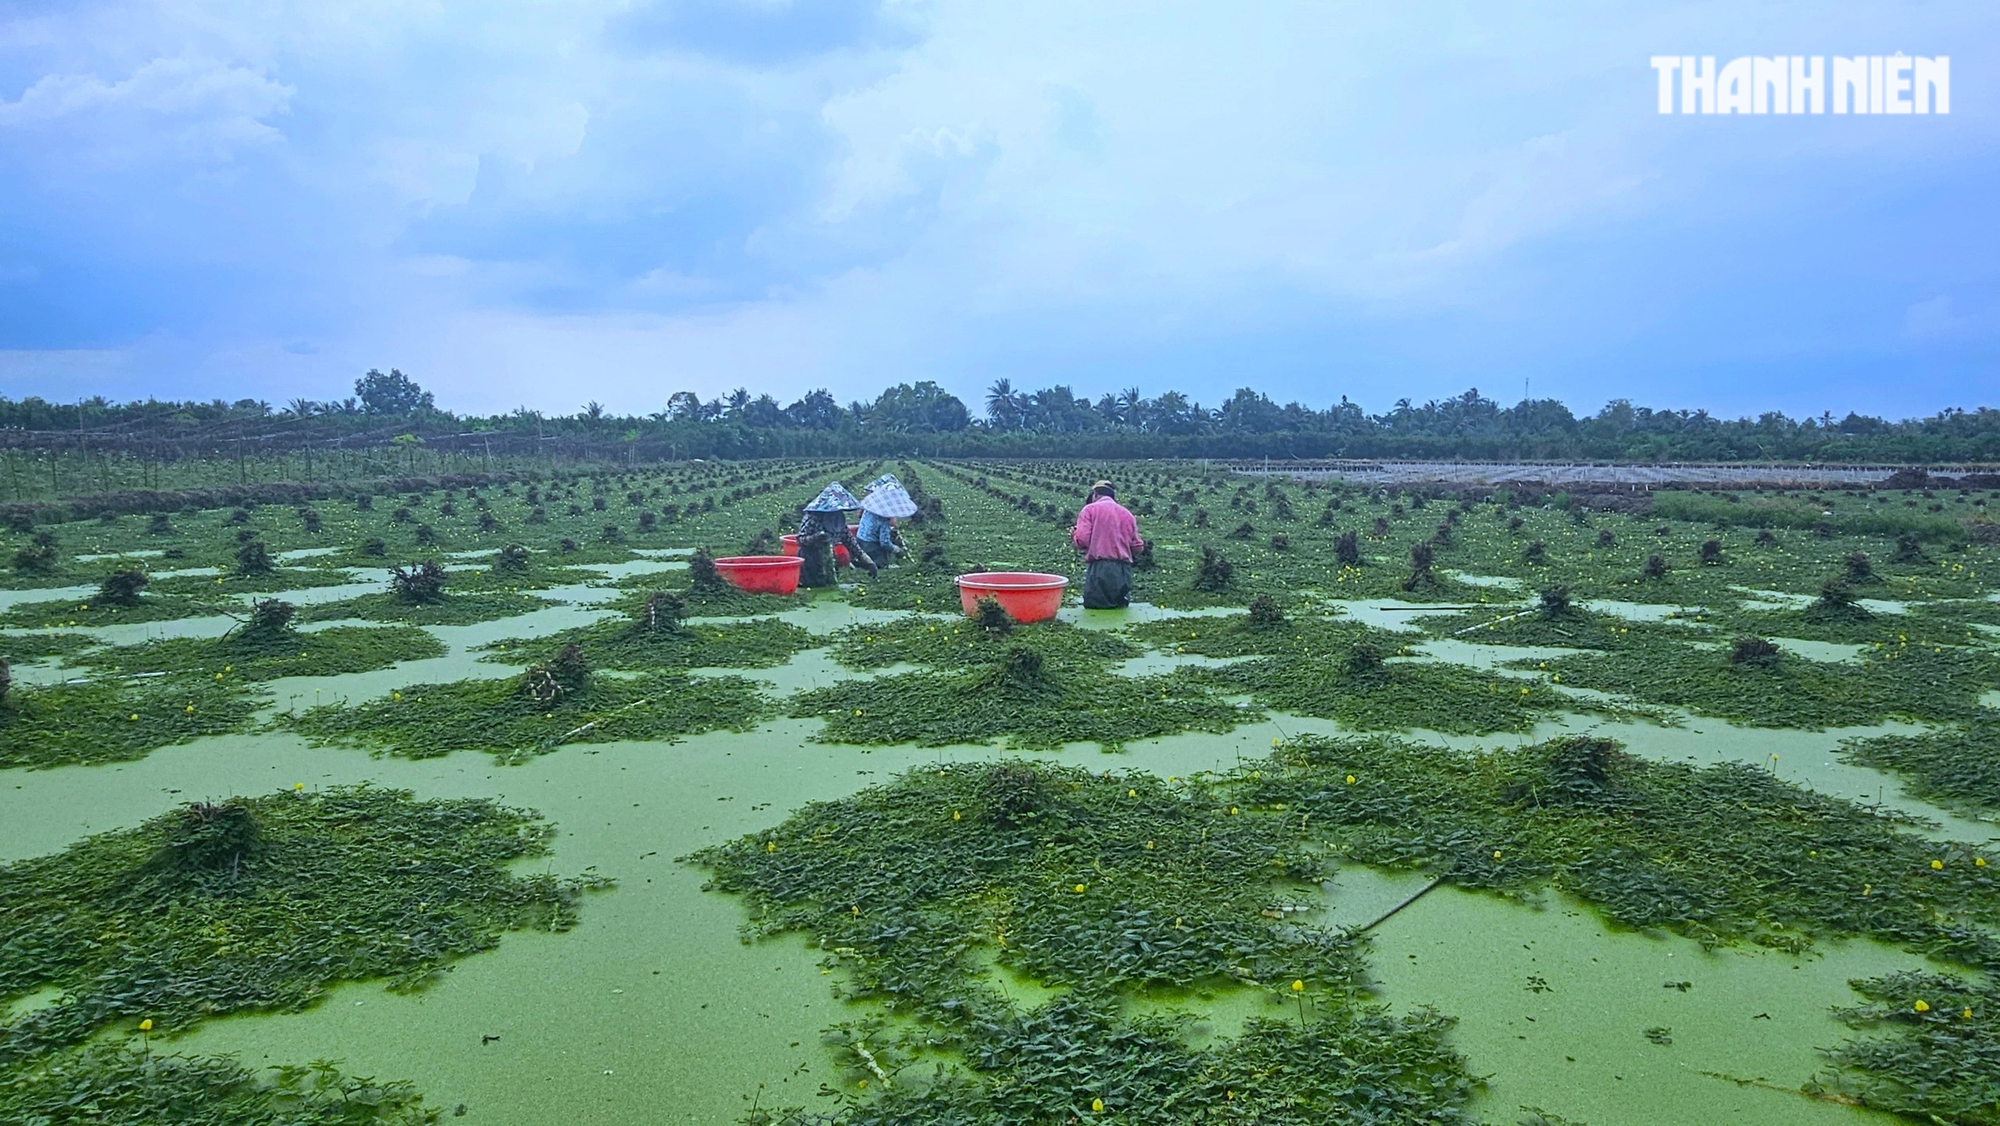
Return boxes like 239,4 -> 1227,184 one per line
780,530 -> 856,566
713,555 -> 805,595
956,572 -> 1070,623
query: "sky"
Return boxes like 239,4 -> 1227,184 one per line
1,0 -> 1995,420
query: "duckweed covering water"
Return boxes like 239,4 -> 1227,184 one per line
694,760 -> 1475,1126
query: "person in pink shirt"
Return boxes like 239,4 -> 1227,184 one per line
1071,480 -> 1144,609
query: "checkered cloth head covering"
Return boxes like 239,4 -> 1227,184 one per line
860,484 -> 918,518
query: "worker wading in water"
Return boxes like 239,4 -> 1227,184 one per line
1072,480 -> 1144,609
797,482 -> 876,588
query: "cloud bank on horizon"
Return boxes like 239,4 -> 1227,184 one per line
0,0 -> 1994,419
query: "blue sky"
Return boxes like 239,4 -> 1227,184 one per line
1,0 -> 1994,419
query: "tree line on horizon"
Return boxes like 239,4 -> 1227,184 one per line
4,368 -> 1998,464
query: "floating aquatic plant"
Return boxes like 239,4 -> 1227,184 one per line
1240,735 -> 2000,966
695,760 -> 1476,1126
284,668 -> 769,762
0,674 -> 254,770
0,786 -> 607,1058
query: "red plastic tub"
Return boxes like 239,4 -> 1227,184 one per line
780,529 -> 856,566
955,572 -> 1070,623
713,555 -> 805,595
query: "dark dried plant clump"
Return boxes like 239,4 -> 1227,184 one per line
1246,593 -> 1286,627
522,643 -> 590,706
1729,636 -> 1781,666
95,568 -> 148,607
233,539 -> 274,576
1192,546 -> 1234,592
688,547 -> 723,590
1335,529 -> 1362,566
973,595 -> 1013,635
389,560 -> 447,604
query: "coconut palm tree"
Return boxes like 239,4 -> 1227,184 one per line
985,379 -> 1022,430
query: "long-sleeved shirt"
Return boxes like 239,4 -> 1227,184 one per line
1072,496 -> 1142,562
856,510 -> 896,545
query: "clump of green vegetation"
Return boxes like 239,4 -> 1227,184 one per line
296,589 -> 551,626
0,632 -> 93,664
1841,717 -> 2000,816
0,1045 -> 438,1126
285,669 -> 769,763
0,589 -> 230,629
830,615 -> 1135,672
0,787 -> 606,1060
695,761 -> 1475,1126
795,660 -> 1255,750
1526,632 -> 1999,729
0,674 -> 254,770
1241,735 -> 2000,965
1811,970 -> 2000,1125
79,606 -> 445,682
483,596 -> 813,672
1204,652 -> 1590,735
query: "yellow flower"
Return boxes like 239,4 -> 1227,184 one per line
1976,857 -> 1987,867
1073,883 -> 1087,894
1914,1000 -> 1930,1013
1345,774 -> 1357,785
184,705 -> 195,714
1290,979 -> 1305,992
951,810 -> 961,821
1229,806 -> 1239,815
766,841 -> 777,853
392,691 -> 402,701
1965,1007 -> 1975,1020
139,1019 -> 153,1032
1931,859 -> 1945,870
1091,1098 -> 1104,1113
293,783 -> 305,792
129,714 -> 139,721
1493,850 -> 1504,860
1145,840 -> 1155,850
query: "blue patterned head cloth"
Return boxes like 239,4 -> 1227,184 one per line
804,482 -> 863,512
